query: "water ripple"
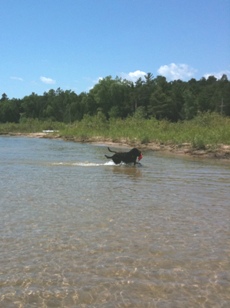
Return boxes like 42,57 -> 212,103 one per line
0,137 -> 230,307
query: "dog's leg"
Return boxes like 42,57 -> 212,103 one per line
105,154 -> 121,164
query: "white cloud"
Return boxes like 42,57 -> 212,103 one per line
95,76 -> 103,83
157,63 -> 196,81
121,70 -> 146,82
85,76 -> 103,91
10,76 -> 23,81
203,70 -> 230,80
40,76 -> 56,84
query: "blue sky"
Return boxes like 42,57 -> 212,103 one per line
1,0 -> 229,99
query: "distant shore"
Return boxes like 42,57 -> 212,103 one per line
5,132 -> 230,161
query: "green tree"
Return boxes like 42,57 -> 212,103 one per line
0,93 -> 9,102
0,99 -> 21,123
148,86 -> 172,119
21,93 -> 41,118
182,90 -> 197,119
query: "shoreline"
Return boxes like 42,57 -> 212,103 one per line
3,132 -> 230,161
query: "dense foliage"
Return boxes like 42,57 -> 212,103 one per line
1,74 -> 230,123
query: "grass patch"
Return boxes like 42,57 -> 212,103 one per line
192,135 -> 206,150
1,113 -> 230,148
0,119 -> 65,134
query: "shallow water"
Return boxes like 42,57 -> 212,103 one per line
0,136 -> 229,307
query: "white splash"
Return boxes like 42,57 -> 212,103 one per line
52,161 -> 116,167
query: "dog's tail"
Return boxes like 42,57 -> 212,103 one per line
105,155 -> 113,159
107,147 -> 117,153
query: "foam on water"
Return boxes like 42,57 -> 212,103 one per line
52,161 -> 143,167
52,160 -> 116,167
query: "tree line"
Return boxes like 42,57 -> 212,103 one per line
1,73 -> 230,124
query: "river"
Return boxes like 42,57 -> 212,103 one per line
0,136 -> 229,307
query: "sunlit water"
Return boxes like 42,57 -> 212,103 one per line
0,136 -> 229,307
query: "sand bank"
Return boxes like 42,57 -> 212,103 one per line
4,132 -> 230,161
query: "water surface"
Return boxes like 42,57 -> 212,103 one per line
0,136 -> 229,307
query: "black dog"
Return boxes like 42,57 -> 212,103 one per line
105,147 -> 143,165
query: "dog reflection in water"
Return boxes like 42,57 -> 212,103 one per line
105,147 -> 143,165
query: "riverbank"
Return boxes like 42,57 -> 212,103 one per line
5,132 -> 230,161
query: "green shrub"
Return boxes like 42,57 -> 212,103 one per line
1,112 -> 230,148
192,135 -> 206,150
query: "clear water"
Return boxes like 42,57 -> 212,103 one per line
0,136 -> 229,307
